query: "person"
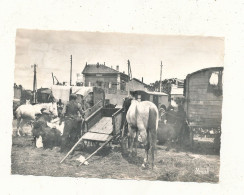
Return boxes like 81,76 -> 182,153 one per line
57,99 -> 64,117
60,93 -> 84,152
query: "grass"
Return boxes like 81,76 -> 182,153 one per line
11,136 -> 220,183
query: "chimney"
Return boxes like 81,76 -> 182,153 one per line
116,65 -> 119,71
142,77 -> 144,83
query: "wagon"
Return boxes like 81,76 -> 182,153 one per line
60,95 -> 124,164
184,67 -> 223,149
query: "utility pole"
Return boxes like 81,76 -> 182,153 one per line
52,72 -> 55,85
31,64 -> 37,103
128,60 -> 132,81
159,61 -> 163,92
127,60 -> 132,96
70,55 -> 72,86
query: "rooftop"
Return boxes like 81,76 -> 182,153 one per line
131,78 -> 148,86
186,67 -> 224,79
82,63 -> 128,76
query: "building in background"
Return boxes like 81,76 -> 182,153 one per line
170,84 -> 184,101
82,63 -> 129,90
127,78 -> 149,91
81,62 -> 151,106
13,84 -> 22,101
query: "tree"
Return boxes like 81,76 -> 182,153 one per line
148,79 -> 174,94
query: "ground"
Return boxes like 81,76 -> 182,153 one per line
11,134 -> 220,183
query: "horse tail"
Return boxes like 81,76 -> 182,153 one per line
148,106 -> 158,134
147,106 -> 158,166
135,103 -> 138,127
147,106 -> 158,148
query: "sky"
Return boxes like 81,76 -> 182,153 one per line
14,29 -> 224,90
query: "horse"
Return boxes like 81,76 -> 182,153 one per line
123,97 -> 159,169
15,102 -> 58,136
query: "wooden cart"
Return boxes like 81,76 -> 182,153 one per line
60,102 -> 124,164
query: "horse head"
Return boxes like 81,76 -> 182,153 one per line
120,96 -> 133,138
122,96 -> 133,114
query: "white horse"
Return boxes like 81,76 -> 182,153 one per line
124,98 -> 159,169
15,102 -> 58,136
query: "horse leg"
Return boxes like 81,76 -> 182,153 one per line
149,128 -> 157,169
21,119 -> 29,136
133,130 -> 139,156
128,125 -> 136,156
16,118 -> 21,136
142,145 -> 150,169
17,118 -> 24,136
139,128 -> 150,168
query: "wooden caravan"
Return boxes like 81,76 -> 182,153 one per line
184,67 -> 223,147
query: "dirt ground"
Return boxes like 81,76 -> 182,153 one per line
11,134 -> 220,183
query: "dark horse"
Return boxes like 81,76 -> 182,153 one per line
122,97 -> 159,169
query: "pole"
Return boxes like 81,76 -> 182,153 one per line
60,137 -> 84,164
31,64 -> 37,103
127,60 -> 130,96
128,60 -> 132,80
52,72 -> 55,85
60,119 -> 85,163
79,136 -> 113,166
70,55 -> 72,86
159,61 -> 163,92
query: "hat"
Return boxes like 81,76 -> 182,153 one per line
70,93 -> 77,100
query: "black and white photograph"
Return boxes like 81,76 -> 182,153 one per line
1,0 -> 244,194
12,29 -> 224,182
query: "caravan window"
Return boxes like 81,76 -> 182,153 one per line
208,70 -> 223,96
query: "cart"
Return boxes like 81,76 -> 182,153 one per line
60,101 -> 124,164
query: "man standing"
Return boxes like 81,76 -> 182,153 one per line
60,93 -> 84,152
